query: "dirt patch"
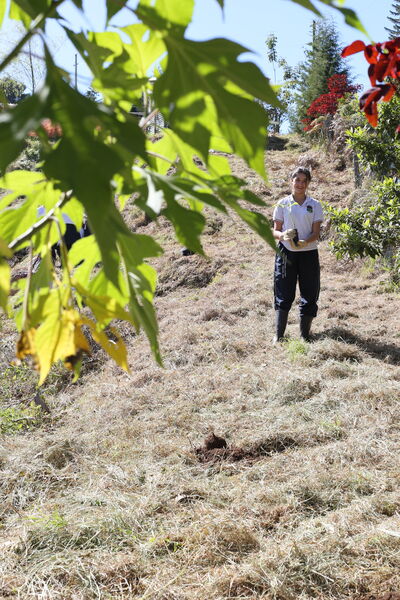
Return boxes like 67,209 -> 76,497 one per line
195,434 -> 299,464
45,440 -> 76,469
156,256 -> 224,295
267,135 -> 288,151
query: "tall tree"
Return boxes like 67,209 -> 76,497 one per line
293,19 -> 350,131
385,1 -> 400,39
264,34 -> 297,133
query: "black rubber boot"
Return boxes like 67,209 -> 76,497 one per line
273,309 -> 289,344
300,315 -> 313,341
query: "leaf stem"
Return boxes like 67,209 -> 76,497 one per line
21,242 -> 34,330
139,108 -> 159,131
9,190 -> 73,251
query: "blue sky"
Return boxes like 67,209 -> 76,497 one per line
2,0 -> 395,94
47,0 -> 394,93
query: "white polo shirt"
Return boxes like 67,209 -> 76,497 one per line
273,195 -> 324,252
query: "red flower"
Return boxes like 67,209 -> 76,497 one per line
342,38 -> 400,126
359,84 -> 396,127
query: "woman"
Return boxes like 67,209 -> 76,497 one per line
272,167 -> 324,342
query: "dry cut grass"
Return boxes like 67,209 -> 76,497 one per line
1,139 -> 400,600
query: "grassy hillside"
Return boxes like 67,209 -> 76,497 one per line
1,136 -> 400,600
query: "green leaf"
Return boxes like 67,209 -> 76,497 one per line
10,0 -> 54,27
9,2 -> 32,27
69,236 -> 101,288
67,29 -> 159,107
126,262 -> 161,364
163,197 -> 205,254
288,0 -> 321,15
0,0 -> 7,26
87,270 -> 128,307
117,233 -> 163,362
42,59 -> 147,285
0,259 -> 10,311
0,236 -> 12,258
106,0 -> 129,22
118,232 -> 163,265
151,36 -> 277,174
121,24 -> 166,78
136,0 -> 194,36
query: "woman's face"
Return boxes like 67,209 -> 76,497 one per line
291,173 -> 309,195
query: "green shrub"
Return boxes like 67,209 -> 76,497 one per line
326,178 -> 400,285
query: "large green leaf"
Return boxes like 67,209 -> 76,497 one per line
41,59 -> 147,285
149,36 -> 277,175
0,178 -> 63,250
136,0 -> 194,36
65,30 -> 149,109
121,24 -> 166,78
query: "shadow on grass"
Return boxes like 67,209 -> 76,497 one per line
315,326 -> 400,365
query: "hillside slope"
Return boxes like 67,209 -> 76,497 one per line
1,139 -> 400,600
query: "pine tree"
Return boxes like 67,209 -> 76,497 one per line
385,1 -> 400,39
292,19 -> 350,131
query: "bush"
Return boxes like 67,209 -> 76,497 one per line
346,96 -> 400,178
326,177 -> 400,284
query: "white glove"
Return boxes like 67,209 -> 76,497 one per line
281,228 -> 297,241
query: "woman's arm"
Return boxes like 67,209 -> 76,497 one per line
273,220 -> 284,242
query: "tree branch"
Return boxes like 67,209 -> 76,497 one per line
0,0 -> 64,75
139,108 -> 159,131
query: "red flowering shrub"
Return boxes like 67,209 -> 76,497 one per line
28,118 -> 62,140
342,38 -> 400,128
303,74 -> 360,131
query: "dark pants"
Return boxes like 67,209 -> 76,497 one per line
274,244 -> 320,317
51,222 -> 92,264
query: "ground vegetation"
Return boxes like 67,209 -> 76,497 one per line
1,137 -> 400,600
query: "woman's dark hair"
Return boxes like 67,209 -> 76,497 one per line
291,166 -> 312,182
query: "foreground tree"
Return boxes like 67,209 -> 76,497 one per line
0,0 -> 366,384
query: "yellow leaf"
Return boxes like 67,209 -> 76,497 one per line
82,317 -> 129,372
73,281 -> 132,323
0,259 -> 10,310
16,328 -> 38,369
35,309 -> 91,384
